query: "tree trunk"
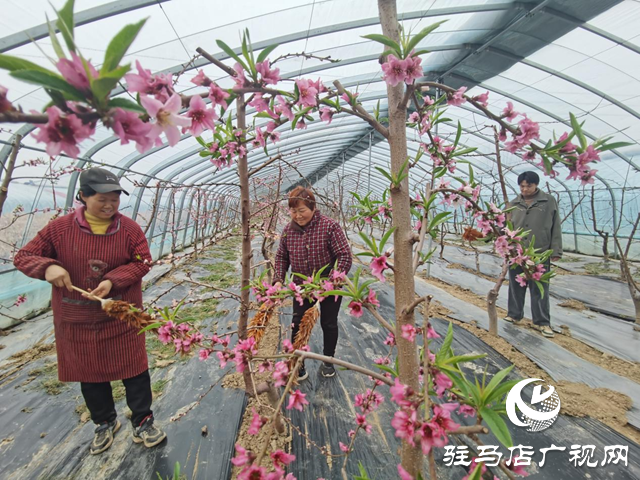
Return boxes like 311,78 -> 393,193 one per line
0,134 -> 22,218
236,94 -> 257,395
487,262 -> 509,336
378,0 -> 422,476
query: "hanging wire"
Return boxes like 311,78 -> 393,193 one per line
157,0 -> 192,60
298,0 -> 317,78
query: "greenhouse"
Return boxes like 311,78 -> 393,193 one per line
0,0 -> 639,478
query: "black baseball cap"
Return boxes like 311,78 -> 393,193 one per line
79,168 -> 129,195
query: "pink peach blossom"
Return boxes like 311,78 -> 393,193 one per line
286,390 -> 309,411
296,79 -> 317,107
110,108 -> 152,153
184,94 -> 217,136
370,255 -> 388,282
31,106 -> 94,159
56,52 -> 98,93
348,301 -> 364,318
124,60 -> 173,102
381,54 -> 406,87
141,93 -> 191,147
447,86 -> 467,107
208,83 -> 230,108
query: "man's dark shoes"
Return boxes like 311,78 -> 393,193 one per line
320,362 -> 336,378
298,365 -> 309,381
90,419 -> 120,455
133,416 -> 167,448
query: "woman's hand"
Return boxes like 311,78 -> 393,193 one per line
89,280 -> 113,299
45,265 -> 73,292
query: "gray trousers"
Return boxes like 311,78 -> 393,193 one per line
507,262 -> 551,326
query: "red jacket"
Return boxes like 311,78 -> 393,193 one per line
14,208 -> 152,382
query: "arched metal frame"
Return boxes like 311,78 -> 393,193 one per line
0,0 -> 634,265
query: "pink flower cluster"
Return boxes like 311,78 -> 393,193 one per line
390,378 -> 460,454
473,203 -> 506,236
408,111 -> 431,136
370,255 -> 390,283
32,106 -> 95,159
157,321 -> 204,354
424,136 -> 457,174
347,289 -> 379,318
13,294 -> 27,307
232,444 -> 296,480
381,54 -> 423,87
562,143 -> 601,186
447,87 -> 467,107
208,138 -> 247,170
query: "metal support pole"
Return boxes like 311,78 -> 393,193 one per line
368,131 -> 372,193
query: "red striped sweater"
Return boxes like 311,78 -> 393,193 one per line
14,208 -> 152,382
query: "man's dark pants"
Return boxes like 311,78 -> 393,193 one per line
507,261 -> 551,326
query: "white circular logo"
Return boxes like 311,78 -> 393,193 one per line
506,378 -> 561,432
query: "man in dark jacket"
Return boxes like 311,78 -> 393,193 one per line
504,171 -> 562,338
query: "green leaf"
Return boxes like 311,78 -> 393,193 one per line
379,226 -> 396,252
466,463 -> 484,480
441,353 -> 487,366
45,14 -> 66,59
107,97 -> 145,113
56,0 -> 76,53
534,280 -> 545,298
0,54 -> 52,73
375,166 -> 394,184
361,34 -> 401,56
256,44 -> 278,64
412,49 -> 431,57
453,120 -> 462,148
597,141 -> 633,152
216,39 -> 249,72
405,20 -> 447,56
10,69 -> 85,100
480,407 -> 513,447
481,365 -> 514,403
101,19 -> 147,73
428,211 -> 451,231
241,30 -> 256,77
354,462 -> 371,480
485,379 -> 521,405
91,64 -> 130,100
374,364 -> 398,378
173,461 -> 181,480
358,231 -> 378,256
453,147 -> 477,157
569,112 -> 587,150
138,322 -> 162,334
436,322 -> 454,362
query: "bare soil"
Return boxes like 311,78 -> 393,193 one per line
224,309 -> 292,479
558,299 -> 586,311
423,276 -> 640,384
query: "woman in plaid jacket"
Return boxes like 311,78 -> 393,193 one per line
273,187 -> 352,379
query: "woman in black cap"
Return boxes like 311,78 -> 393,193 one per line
14,167 -> 166,455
